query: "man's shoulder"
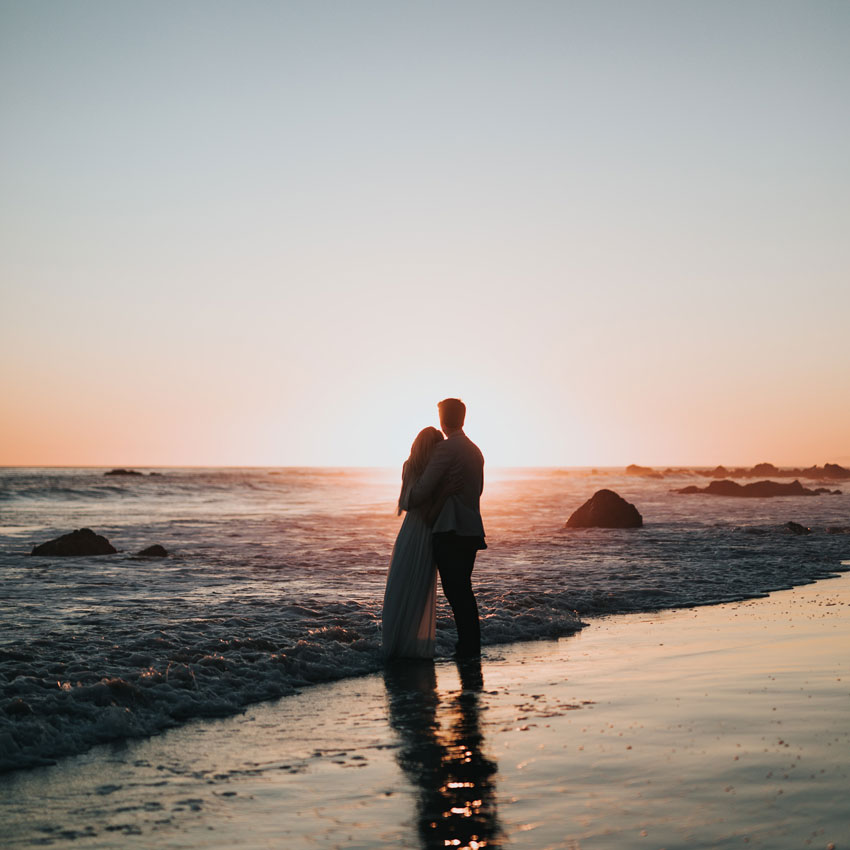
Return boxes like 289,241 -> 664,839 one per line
451,433 -> 484,463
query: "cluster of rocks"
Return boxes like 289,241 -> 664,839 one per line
707,462 -> 850,481
565,487 -> 844,532
104,469 -> 161,477
620,462 -> 849,482
30,529 -> 168,558
674,480 -> 841,498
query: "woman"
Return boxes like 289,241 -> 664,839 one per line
382,426 -> 446,659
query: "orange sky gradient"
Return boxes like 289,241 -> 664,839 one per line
1,2 -> 848,468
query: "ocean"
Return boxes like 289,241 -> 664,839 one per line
1,466 -> 848,774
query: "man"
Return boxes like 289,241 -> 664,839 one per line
408,398 -> 486,657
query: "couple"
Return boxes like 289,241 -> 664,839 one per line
382,398 -> 486,659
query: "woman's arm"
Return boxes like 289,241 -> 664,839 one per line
422,475 -> 457,527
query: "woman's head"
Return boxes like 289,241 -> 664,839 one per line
398,426 -> 444,515
408,426 -> 444,475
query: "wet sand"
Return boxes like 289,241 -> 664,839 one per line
2,574 -> 849,849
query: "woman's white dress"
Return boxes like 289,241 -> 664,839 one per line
382,505 -> 437,659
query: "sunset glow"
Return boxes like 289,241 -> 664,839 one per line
1,2 -> 848,468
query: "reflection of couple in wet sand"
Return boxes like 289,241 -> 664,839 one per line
384,658 -> 500,850
382,398 -> 486,660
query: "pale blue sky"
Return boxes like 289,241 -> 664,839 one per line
2,1 -> 848,465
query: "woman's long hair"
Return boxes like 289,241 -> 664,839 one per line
398,427 -> 444,514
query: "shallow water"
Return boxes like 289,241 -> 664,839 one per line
1,466 -> 848,772
1,577 -> 847,849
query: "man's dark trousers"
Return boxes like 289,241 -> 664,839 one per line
433,531 -> 483,656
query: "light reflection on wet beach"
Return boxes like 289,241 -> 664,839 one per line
385,658 -> 500,850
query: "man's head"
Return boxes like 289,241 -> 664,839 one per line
438,398 -> 466,435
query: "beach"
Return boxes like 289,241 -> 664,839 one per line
4,2 -> 850,846
2,572 -> 847,849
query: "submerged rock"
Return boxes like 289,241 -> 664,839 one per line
31,528 -> 117,556
565,489 -> 643,528
674,479 -> 830,498
104,468 -> 143,476
137,544 -> 168,557
784,521 -> 812,535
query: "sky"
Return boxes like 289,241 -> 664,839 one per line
1,0 -> 848,467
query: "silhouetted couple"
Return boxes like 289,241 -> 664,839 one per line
382,398 -> 486,659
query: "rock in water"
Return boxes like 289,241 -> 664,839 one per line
137,544 -> 168,557
565,490 -> 643,528
31,528 -> 117,556
784,521 -> 811,535
674,479 -> 827,498
104,468 -> 143,476
4,698 -> 33,716
626,464 -> 664,479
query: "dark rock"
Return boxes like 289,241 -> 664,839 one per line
4,698 -> 33,717
565,489 -> 643,528
674,479 -> 826,498
799,463 -> 850,480
137,544 -> 168,557
626,464 -> 663,479
827,527 -> 850,534
751,462 -> 781,477
31,528 -> 117,556
104,468 -> 143,476
709,465 -> 730,478
784,521 -> 811,535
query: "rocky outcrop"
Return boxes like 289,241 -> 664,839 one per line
565,490 -> 643,528
702,462 -> 850,481
807,463 -> 850,480
137,544 -> 168,557
674,479 -> 838,498
104,469 -> 143,476
31,528 -> 117,556
4,698 -> 33,717
784,521 -> 811,535
626,464 -> 664,479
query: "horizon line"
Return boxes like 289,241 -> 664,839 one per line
2,461 -> 849,471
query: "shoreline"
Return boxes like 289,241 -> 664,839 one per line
2,574 -> 849,848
